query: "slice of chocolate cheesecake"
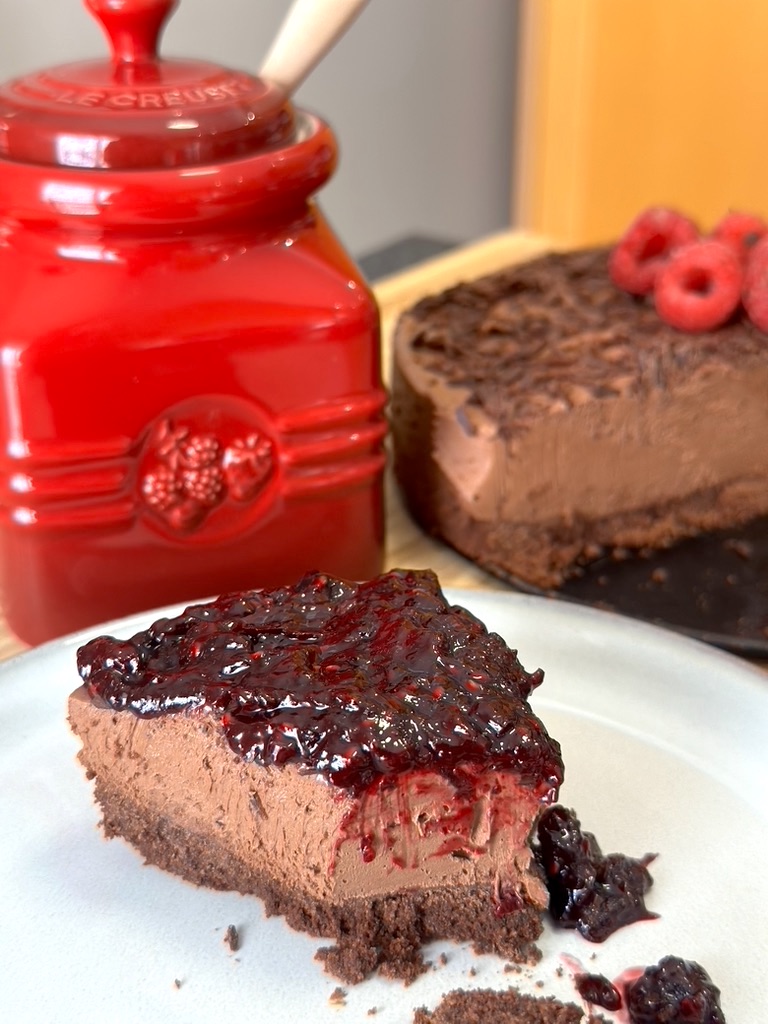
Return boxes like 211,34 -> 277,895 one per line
69,569 -> 563,982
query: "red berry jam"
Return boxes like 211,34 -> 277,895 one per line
575,973 -> 623,1012
625,956 -> 726,1024
534,805 -> 657,941
77,569 -> 563,798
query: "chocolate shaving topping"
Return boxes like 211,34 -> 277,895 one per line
405,247 -> 765,435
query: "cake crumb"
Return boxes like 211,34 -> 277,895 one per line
412,987 -> 584,1023
223,924 -> 240,952
367,1009 -> 378,1017
439,952 -> 448,966
173,979 -> 182,989
650,567 -> 668,584
329,987 -> 347,1007
724,537 -> 753,560
468,966 -> 477,977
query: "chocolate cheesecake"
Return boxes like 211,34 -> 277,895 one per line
390,247 -> 768,589
69,569 -> 563,982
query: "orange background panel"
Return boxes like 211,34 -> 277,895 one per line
513,0 -> 768,246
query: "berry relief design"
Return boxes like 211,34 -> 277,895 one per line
222,433 -> 274,502
140,419 -> 274,532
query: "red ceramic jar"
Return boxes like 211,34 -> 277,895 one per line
0,0 -> 386,645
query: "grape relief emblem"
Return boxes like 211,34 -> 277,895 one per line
140,419 -> 274,532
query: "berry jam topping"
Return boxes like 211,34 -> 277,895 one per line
575,972 -> 622,1012
533,805 -> 657,941
625,956 -> 726,1024
77,569 -> 563,798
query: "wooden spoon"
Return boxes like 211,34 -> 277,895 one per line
259,0 -> 370,96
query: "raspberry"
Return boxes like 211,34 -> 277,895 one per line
741,234 -> 768,332
142,465 -> 183,513
609,207 -> 699,296
711,210 -> 768,263
654,240 -> 742,331
181,433 -> 221,469
181,465 -> 224,507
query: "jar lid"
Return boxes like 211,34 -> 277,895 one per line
0,0 -> 295,170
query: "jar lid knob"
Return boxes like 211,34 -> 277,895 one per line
83,0 -> 179,64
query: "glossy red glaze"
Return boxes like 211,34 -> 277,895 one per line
0,1 -> 385,645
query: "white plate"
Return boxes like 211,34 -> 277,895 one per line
1,591 -> 767,1024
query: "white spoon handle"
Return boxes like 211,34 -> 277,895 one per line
259,0 -> 370,96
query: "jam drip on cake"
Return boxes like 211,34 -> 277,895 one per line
77,569 -> 563,798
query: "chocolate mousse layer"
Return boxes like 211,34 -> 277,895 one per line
70,569 -> 563,982
391,247 -> 768,589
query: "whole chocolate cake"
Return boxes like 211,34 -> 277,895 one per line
69,569 -> 563,983
390,246 -> 768,589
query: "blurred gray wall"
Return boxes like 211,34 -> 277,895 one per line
0,0 -> 519,260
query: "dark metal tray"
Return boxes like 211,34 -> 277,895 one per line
501,517 -> 768,657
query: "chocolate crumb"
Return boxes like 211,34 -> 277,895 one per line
468,966 -> 477,976
173,979 -> 182,989
439,952 -> 448,966
724,537 -> 753,560
367,1009 -> 378,1017
223,924 -> 240,952
329,987 -> 347,1006
412,987 -> 584,1023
